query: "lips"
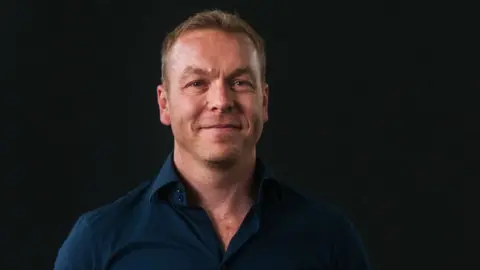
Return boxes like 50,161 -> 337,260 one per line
202,124 -> 241,129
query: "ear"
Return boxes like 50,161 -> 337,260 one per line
157,84 -> 171,126
262,83 -> 269,123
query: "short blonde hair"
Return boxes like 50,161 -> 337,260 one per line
161,10 -> 266,84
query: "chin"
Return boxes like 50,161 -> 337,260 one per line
199,146 -> 242,168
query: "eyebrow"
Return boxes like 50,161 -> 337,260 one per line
179,66 -> 208,81
228,67 -> 255,80
179,66 -> 256,82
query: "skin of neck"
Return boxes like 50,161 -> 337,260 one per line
172,145 -> 257,217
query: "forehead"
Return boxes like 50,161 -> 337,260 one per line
167,29 -> 260,77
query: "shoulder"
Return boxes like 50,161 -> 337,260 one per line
54,181 -> 152,270
81,180 -> 152,231
274,181 -> 356,235
274,182 -> 371,269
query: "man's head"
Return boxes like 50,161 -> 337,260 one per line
157,10 -> 269,167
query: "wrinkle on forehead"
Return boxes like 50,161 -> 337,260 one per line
167,29 -> 261,80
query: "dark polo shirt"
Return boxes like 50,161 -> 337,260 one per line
54,153 -> 371,270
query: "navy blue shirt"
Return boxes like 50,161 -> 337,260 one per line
55,154 -> 371,270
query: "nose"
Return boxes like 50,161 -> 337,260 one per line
206,81 -> 234,113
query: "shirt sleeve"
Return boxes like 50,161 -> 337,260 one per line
54,215 -> 97,270
332,220 -> 372,270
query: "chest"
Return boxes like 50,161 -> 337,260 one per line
105,232 -> 328,270
211,216 -> 243,250
104,204 -> 330,270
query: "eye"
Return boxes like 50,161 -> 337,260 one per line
188,80 -> 208,88
183,80 -> 209,94
231,80 -> 254,90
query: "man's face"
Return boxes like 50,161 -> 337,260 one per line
157,29 -> 269,165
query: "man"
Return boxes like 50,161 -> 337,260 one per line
55,10 -> 371,270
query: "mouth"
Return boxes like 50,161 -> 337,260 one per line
202,124 -> 240,129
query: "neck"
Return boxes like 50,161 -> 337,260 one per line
173,146 -> 257,216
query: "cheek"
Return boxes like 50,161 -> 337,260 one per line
240,97 -> 264,124
169,98 -> 202,127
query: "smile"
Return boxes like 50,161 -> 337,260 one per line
202,124 -> 240,129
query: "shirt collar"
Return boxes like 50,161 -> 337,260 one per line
148,152 -> 276,202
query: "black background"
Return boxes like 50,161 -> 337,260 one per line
2,1 -> 474,269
